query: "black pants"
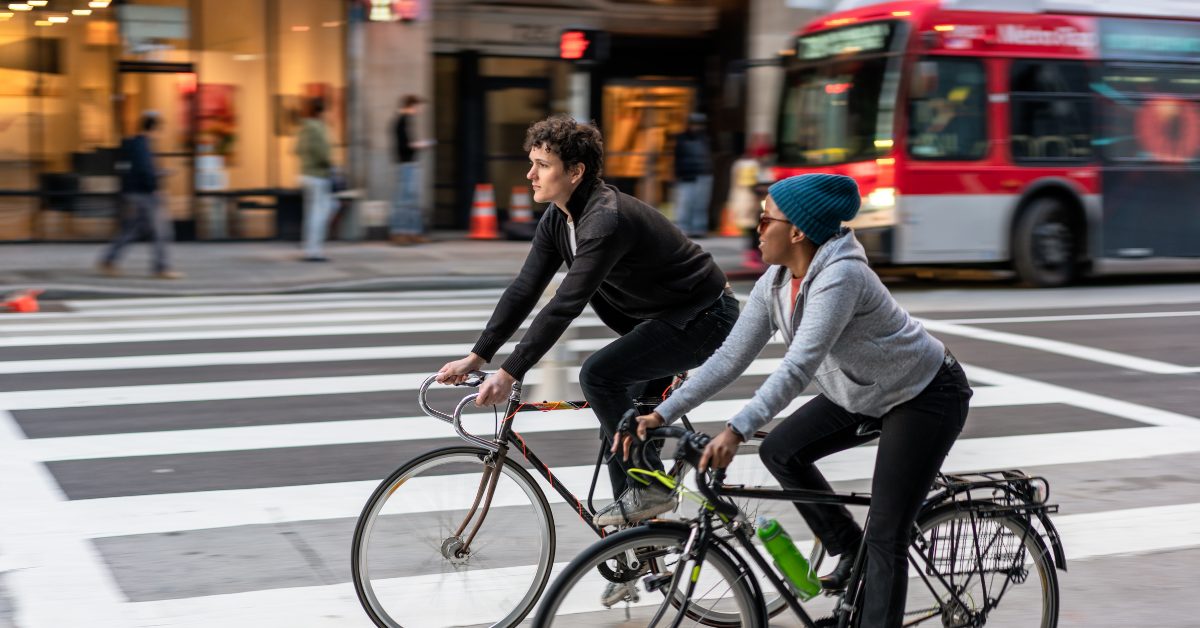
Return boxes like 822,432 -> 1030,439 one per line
758,353 -> 972,627
580,292 -> 740,496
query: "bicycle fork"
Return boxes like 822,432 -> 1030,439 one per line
445,448 -> 508,560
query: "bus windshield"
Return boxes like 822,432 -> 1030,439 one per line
778,22 -> 906,166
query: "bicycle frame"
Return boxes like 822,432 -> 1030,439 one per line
417,374 -> 690,547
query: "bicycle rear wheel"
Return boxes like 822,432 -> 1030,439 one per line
534,522 -> 765,628
906,505 -> 1059,627
351,446 -> 555,628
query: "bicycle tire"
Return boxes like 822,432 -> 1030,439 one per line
905,504 -> 1059,627
351,446 -> 555,628
534,521 -> 766,628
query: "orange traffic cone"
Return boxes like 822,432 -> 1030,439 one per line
4,289 -> 43,313
509,186 -> 534,223
468,183 -> 500,240
717,202 -> 744,237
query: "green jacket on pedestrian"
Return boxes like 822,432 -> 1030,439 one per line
296,118 -> 332,179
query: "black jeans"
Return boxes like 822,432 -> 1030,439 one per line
758,352 -> 972,628
580,292 -> 740,496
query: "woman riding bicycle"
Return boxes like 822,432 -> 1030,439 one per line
618,173 -> 974,627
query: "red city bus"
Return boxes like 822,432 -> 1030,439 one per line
773,0 -> 1200,286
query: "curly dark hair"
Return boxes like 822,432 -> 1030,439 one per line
523,114 -> 603,182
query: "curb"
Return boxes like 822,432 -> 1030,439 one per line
1,275 -> 521,301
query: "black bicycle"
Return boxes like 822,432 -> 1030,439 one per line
535,423 -> 1066,627
350,372 -> 799,627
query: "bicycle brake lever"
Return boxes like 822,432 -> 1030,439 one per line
456,370 -> 488,388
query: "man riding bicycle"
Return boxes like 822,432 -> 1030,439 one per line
438,114 -> 739,527
616,173 -> 974,627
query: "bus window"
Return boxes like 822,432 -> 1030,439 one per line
906,57 -> 987,160
1010,60 -> 1093,162
1098,64 -> 1200,164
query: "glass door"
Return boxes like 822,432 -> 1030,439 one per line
484,78 -> 550,219
117,63 -> 197,239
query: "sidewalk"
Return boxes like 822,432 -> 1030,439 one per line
0,233 -> 761,299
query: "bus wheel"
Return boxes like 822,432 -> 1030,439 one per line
1013,198 -> 1078,288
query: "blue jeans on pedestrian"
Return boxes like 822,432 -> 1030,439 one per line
390,162 -> 423,235
579,291 -> 740,496
301,174 -> 334,258
674,174 -> 713,237
102,192 -> 173,272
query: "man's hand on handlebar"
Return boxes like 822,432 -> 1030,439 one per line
474,368 -> 516,406
611,411 -> 665,461
698,427 -> 743,473
436,354 -> 485,385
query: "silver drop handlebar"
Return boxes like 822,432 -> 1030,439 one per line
418,371 -> 516,453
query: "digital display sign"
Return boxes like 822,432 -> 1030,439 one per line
798,22 -> 894,60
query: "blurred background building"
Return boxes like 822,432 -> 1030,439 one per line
0,0 -> 835,242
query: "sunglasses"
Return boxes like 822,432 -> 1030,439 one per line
757,213 -> 790,230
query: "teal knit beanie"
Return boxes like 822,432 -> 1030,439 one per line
767,174 -> 861,245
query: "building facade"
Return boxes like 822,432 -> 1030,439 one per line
0,0 -> 827,242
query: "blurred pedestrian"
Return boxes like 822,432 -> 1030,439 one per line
390,95 -> 432,245
672,112 -> 714,238
98,110 -> 183,279
437,114 -> 738,532
727,137 -> 765,272
296,97 -> 334,262
747,135 -> 776,270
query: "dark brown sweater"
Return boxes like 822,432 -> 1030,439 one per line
472,178 -> 728,379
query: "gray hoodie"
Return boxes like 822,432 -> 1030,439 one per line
655,228 -> 946,437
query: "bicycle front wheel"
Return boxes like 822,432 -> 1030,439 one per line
351,446 -> 555,628
534,522 -> 765,628
906,505 -> 1059,628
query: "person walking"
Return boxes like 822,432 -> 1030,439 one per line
390,95 -> 431,245
296,97 -> 335,262
727,137 -> 766,272
617,173 -> 973,627
437,114 -> 739,528
98,111 -> 182,279
672,112 -> 714,238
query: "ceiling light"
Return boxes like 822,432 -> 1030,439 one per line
88,0 -> 109,7
48,15 -> 68,22
72,8 -> 91,15
291,25 -> 309,32
28,0 -> 47,5
9,4 -> 32,11
0,11 -> 13,19
34,19 -> 52,25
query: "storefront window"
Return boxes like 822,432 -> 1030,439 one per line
603,81 -> 695,207
276,0 -> 346,187
0,0 -> 345,241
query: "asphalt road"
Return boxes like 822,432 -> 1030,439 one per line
1,280 -> 1198,627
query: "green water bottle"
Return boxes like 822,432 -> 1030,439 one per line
756,516 -> 822,600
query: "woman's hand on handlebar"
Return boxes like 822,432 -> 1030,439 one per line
611,411 -> 665,461
436,354 -> 485,385
698,427 -> 743,472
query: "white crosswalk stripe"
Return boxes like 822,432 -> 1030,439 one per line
1,291 -> 1198,628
